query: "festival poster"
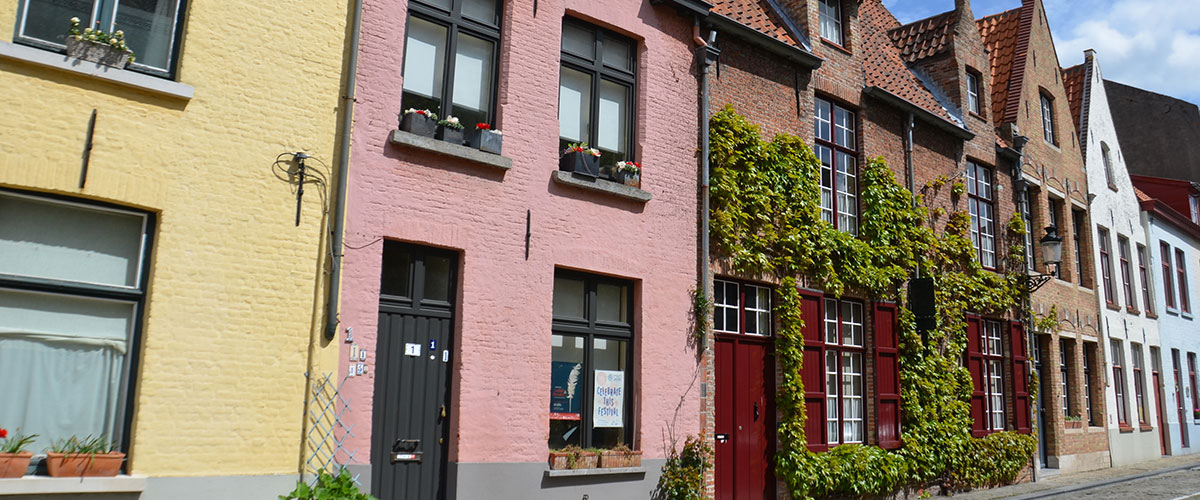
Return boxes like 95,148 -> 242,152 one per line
550,361 -> 582,420
593,369 -> 624,428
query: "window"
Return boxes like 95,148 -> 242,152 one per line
1084,343 -> 1096,425
1163,242 -> 1177,310
814,97 -> 858,235
1048,197 -> 1062,276
1101,142 -> 1116,188
1112,339 -> 1129,426
713,279 -> 771,336
559,19 -> 636,171
818,0 -> 842,45
1119,236 -> 1136,311
0,189 -> 153,456
16,0 -> 187,77
1021,190 -> 1036,271
402,0 -> 501,129
968,162 -> 996,268
1132,343 -> 1147,425
966,70 -> 982,115
981,320 -> 1006,431
1189,353 -> 1198,417
549,271 -> 633,449
1041,92 -> 1056,144
1191,194 -> 1200,225
1060,340 -> 1071,417
1098,227 -> 1115,305
1073,210 -> 1086,285
1138,244 -> 1154,315
1176,249 -> 1191,314
823,298 -> 864,444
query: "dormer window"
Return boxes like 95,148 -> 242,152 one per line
966,70 -> 982,115
818,0 -> 842,46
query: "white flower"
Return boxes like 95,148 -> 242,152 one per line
587,148 -> 601,157
447,116 -> 459,125
70,17 -> 80,24
114,30 -> 123,37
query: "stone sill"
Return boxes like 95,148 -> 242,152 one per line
551,171 -> 652,203
0,475 -> 146,495
0,41 -> 193,100
545,466 -> 645,478
388,129 -> 512,171
1118,426 -> 1135,433
1140,424 -> 1155,432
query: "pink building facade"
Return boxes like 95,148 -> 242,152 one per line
337,0 -> 709,496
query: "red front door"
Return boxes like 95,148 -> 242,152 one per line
715,335 -> 774,500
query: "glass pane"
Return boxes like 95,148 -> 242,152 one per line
597,79 -> 628,154
592,338 -> 627,447
379,243 -> 412,297
596,282 -> 627,324
553,276 -> 586,318
834,107 -> 854,148
745,309 -> 758,335
422,254 -> 452,302
451,33 -> 494,126
460,0 -> 498,24
814,99 -> 831,141
558,67 -> 591,143
0,193 -> 145,288
549,334 -> 585,449
824,299 -> 838,344
562,22 -> 594,60
402,17 -> 447,106
601,36 -> 632,72
0,288 -> 135,342
20,0 -> 94,45
113,0 -> 181,71
418,0 -> 451,10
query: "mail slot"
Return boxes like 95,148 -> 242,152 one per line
715,434 -> 729,443
391,451 -> 424,463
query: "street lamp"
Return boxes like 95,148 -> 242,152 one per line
1028,225 -> 1063,293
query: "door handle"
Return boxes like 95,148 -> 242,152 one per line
440,405 -> 447,420
753,401 -> 759,422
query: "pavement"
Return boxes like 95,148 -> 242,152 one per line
950,453 -> 1200,499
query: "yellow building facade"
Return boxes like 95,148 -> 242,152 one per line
0,1 -> 347,497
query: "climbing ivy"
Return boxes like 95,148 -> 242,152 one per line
708,106 -> 1037,498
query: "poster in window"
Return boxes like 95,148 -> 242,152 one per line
550,361 -> 582,420
593,369 -> 624,428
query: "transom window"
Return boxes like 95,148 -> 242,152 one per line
402,0 -> 501,128
1119,236 -> 1136,311
981,319 -> 1005,431
549,271 -> 634,449
559,19 -> 636,172
823,298 -> 863,444
967,162 -> 996,268
966,70 -> 982,115
815,97 -> 858,235
1041,92 -> 1056,145
713,279 -> 771,336
16,0 -> 187,77
818,0 -> 842,45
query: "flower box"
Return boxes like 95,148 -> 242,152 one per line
598,450 -> 642,468
1064,419 -> 1082,429
615,170 -> 640,188
548,450 -> 598,470
436,125 -> 464,145
465,128 -> 503,154
45,452 -> 125,477
0,452 -> 32,478
559,151 -> 600,177
65,38 -> 131,68
399,113 -> 437,137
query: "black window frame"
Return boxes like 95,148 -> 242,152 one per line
814,96 -> 859,235
558,17 -> 637,172
402,0 -> 503,128
14,0 -> 189,79
549,269 -> 635,450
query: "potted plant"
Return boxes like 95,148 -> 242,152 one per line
464,123 -> 502,154
614,161 -> 641,188
598,443 -> 642,468
281,467 -> 377,500
436,116 -> 465,145
548,445 -> 598,470
1194,409 -> 1200,421
399,108 -> 438,137
0,427 -> 38,478
559,143 -> 601,177
1064,415 -> 1083,429
45,435 -> 125,477
65,18 -> 135,68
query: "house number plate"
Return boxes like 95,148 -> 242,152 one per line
391,451 -> 423,463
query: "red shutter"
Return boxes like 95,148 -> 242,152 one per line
874,302 -> 902,449
965,315 -> 986,437
1010,321 -> 1031,434
800,290 -> 827,451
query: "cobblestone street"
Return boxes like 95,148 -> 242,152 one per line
952,455 -> 1200,500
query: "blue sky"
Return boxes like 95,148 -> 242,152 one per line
884,0 -> 1200,107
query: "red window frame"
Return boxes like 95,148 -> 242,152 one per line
713,279 -> 772,336
1132,344 -> 1147,425
814,97 -> 858,235
968,162 -> 997,269
1162,242 -> 1177,310
1099,227 -> 1116,305
1138,244 -> 1153,315
1119,236 -> 1136,312
1189,353 -> 1199,415
1112,340 -> 1129,426
1176,249 -> 1191,314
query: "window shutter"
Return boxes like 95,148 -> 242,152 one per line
966,315 -> 986,437
873,302 -> 902,449
800,290 -> 827,451
1009,321 -> 1031,434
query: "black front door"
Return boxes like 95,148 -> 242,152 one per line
371,242 -> 457,500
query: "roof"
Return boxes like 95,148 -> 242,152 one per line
710,0 -> 800,48
889,10 -> 956,64
860,0 -> 962,127
1062,64 -> 1085,133
1105,80 -> 1200,182
1134,186 -> 1153,203
976,7 -> 1027,125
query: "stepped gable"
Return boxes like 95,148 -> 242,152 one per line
710,0 -> 800,47
977,6 -> 1027,125
860,0 -> 957,124
1062,63 -> 1086,133
889,10 -> 956,64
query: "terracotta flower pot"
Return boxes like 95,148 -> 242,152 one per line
598,450 -> 642,468
548,450 -> 598,470
0,452 -> 32,478
45,452 -> 125,477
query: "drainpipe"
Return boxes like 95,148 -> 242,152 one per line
326,0 -> 363,342
696,19 -> 718,337
1010,134 -> 1038,481
905,114 -> 917,279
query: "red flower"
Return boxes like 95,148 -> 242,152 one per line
476,123 -> 491,130
0,428 -> 7,439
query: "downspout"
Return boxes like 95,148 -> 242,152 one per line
696,19 -> 718,335
1010,134 -> 1037,481
905,114 -> 917,279
326,0 -> 363,342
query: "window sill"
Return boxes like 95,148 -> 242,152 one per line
969,111 -> 987,122
545,466 -> 646,478
1118,425 -> 1135,433
1126,306 -> 1140,315
1140,424 -> 1154,432
550,171 -> 652,203
1108,183 -> 1119,193
0,475 -> 146,495
819,38 -> 852,56
1166,307 -> 1180,316
1146,312 -> 1159,319
1183,311 -> 1194,320
1106,302 -> 1122,311
388,130 -> 513,171
0,42 -> 192,100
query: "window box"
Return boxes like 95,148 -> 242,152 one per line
435,125 -> 465,145
0,452 -> 33,478
464,128 -> 503,155
558,150 -> 601,177
399,112 -> 437,138
548,449 -> 598,470
65,38 -> 130,68
45,452 -> 125,477
1064,418 -> 1083,429
614,170 -> 640,188
598,449 -> 642,468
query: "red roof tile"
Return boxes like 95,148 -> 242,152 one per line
859,0 -> 959,125
1062,63 -> 1086,132
977,7 -> 1027,125
710,0 -> 800,47
1134,186 -> 1153,203
889,10 -> 957,64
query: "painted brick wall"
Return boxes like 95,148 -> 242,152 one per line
340,0 -> 702,469
0,0 -> 347,476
